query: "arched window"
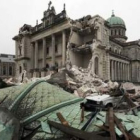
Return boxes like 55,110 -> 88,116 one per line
9,66 -> 12,76
19,66 -> 22,74
94,57 -> 99,75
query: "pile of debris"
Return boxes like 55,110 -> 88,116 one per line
59,65 -> 119,97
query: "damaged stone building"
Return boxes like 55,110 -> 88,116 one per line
13,2 -> 140,82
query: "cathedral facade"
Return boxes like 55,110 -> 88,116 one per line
13,3 -> 140,83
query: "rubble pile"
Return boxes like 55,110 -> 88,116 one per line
64,65 -> 120,97
65,65 -> 99,96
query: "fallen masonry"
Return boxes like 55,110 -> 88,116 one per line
0,66 -> 140,140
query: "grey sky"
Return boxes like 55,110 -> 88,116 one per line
0,0 -> 140,54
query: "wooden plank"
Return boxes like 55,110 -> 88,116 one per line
108,107 -> 116,140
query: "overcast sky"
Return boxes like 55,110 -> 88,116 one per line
0,0 -> 140,54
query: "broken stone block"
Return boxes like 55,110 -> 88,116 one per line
122,82 -> 136,94
92,79 -> 102,86
107,81 -> 119,89
79,85 -> 92,94
74,90 -> 79,97
98,87 -> 109,94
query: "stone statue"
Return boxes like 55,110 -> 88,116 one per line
51,6 -> 56,15
48,1 -> 52,10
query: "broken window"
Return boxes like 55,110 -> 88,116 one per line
94,57 -> 99,75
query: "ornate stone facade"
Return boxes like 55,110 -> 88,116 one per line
13,2 -> 140,83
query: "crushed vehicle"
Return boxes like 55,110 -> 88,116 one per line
82,94 -> 123,111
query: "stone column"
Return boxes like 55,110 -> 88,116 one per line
106,53 -> 110,80
118,62 -> 120,81
41,38 -> 47,77
112,60 -> 114,81
124,63 -> 126,81
120,63 -> 122,81
52,34 -> 55,66
121,63 -> 123,81
114,61 -> 117,81
124,64 -> 126,81
123,64 -> 125,81
6,63 -> 8,77
62,30 -> 66,66
30,43 -> 34,68
128,64 -> 130,81
116,61 -> 118,81
34,41 -> 39,77
110,60 -> 112,80
111,60 -> 113,81
126,64 -> 128,81
122,63 -> 124,81
30,43 -> 34,78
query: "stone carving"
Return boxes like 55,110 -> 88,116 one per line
19,24 -> 32,34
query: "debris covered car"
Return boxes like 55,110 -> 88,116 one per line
83,94 -> 123,110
